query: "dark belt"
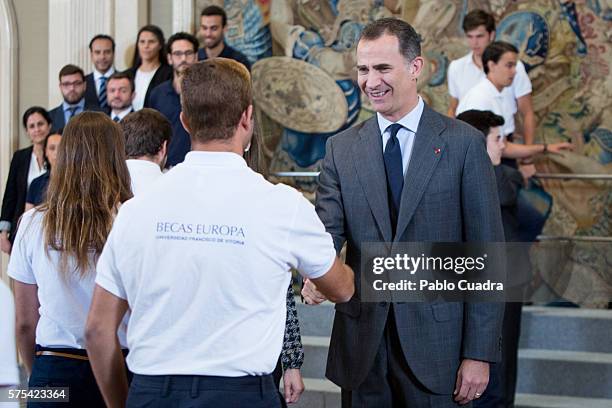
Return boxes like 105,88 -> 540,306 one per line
35,345 -> 128,361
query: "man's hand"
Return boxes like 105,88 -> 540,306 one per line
0,231 -> 11,254
301,278 -> 327,305
282,368 -> 305,404
547,142 -> 573,154
453,359 -> 489,405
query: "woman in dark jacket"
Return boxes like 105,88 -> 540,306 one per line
0,107 -> 51,253
127,25 -> 173,110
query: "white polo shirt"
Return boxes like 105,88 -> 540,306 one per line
7,210 -> 128,349
96,151 -> 336,377
126,159 -> 163,196
456,77 -> 517,136
448,52 -> 532,132
0,281 -> 19,387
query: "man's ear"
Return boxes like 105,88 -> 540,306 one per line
489,31 -> 496,42
410,56 -> 425,79
179,111 -> 191,135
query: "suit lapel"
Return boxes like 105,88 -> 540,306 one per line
395,105 -> 447,241
351,117 -> 393,245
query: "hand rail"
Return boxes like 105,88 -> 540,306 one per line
534,173 -> 612,180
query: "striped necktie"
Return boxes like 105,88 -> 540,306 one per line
98,76 -> 108,109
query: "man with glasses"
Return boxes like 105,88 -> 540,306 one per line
48,64 -> 104,133
148,32 -> 199,168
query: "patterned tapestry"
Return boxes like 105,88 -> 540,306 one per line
195,0 -> 612,306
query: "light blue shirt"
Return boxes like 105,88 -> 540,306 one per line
377,96 -> 424,175
62,98 -> 85,125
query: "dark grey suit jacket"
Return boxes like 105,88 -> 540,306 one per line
48,100 -> 105,133
316,104 -> 505,394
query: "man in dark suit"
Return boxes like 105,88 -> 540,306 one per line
107,71 -> 135,122
48,64 -> 104,133
148,32 -> 198,168
84,34 -> 116,114
303,18 -> 505,407
197,5 -> 251,70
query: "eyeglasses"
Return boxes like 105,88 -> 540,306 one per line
60,80 -> 84,88
171,50 -> 195,58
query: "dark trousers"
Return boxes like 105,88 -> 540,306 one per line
127,373 -> 281,408
28,350 -> 105,408
474,302 -> 523,408
342,306 -> 466,408
272,357 -> 288,408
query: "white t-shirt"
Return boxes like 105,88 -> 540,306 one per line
0,281 -> 19,387
27,153 -> 46,187
456,77 -> 517,136
448,51 -> 532,121
132,68 -> 157,111
96,151 -> 336,377
7,210 -> 128,349
126,160 -> 163,196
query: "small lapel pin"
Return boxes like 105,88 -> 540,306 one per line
434,148 -> 441,155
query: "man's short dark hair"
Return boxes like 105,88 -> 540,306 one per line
200,5 -> 227,27
89,34 -> 116,52
166,32 -> 199,55
121,109 -> 172,159
359,18 -> 421,61
58,64 -> 85,81
108,71 -> 135,93
456,110 -> 505,137
482,41 -> 518,74
181,58 -> 252,143
462,10 -> 496,33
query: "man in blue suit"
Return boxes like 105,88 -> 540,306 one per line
48,64 -> 104,133
304,18 -> 505,407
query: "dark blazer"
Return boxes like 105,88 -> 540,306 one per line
48,100 -> 105,133
128,64 -> 173,109
1,146 -> 34,243
316,104 -> 505,395
83,73 -> 111,114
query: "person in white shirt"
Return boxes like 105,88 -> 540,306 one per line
447,9 -> 535,145
85,58 -> 354,408
120,108 -> 170,195
457,41 -> 572,160
85,34 -> 115,113
9,112 -> 132,408
107,72 -> 135,123
0,280 -> 19,408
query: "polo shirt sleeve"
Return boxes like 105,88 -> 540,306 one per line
512,61 -> 532,99
95,212 -> 128,300
447,60 -> 460,99
287,194 -> 336,280
7,211 -> 37,285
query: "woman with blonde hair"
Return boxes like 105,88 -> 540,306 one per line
9,112 -> 132,407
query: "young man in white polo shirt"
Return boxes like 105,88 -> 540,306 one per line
456,42 -> 572,160
447,9 -> 535,145
120,108 -> 170,195
85,58 -> 354,408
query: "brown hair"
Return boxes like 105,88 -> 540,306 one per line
108,71 -> 135,93
462,10 -> 496,34
181,58 -> 252,143
121,108 -> 172,159
359,18 -> 421,62
58,64 -> 85,81
41,111 -> 132,277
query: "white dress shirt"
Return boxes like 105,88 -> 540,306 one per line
377,96 -> 425,175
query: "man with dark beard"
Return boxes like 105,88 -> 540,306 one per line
107,71 -> 135,122
197,5 -> 251,70
147,32 -> 198,168
48,64 -> 104,133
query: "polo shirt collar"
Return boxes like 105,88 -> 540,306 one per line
483,77 -> 504,97
377,95 -> 424,134
183,151 -> 247,168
